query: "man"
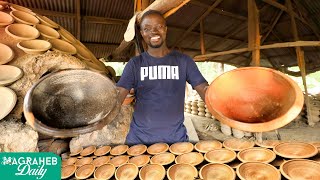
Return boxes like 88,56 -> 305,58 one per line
117,10 -> 208,145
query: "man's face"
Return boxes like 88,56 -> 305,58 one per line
140,14 -> 167,48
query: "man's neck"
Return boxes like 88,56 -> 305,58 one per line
147,46 -> 170,58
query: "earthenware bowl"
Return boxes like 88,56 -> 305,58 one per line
194,140 -> 223,153
139,164 -> 166,180
115,163 -> 139,180
237,162 -> 281,180
150,152 -> 175,166
70,147 -> 83,156
0,11 -> 14,27
75,157 -> 93,167
34,24 -> 60,39
167,163 -> 198,180
94,163 -> 115,180
73,43 -> 92,61
0,87 -> 17,120
223,138 -> 255,151
0,43 -> 14,65
109,155 -> 129,167
255,140 -> 281,148
274,142 -> 318,159
10,4 -> 33,13
94,145 -> 111,156
5,23 -> 40,40
110,145 -> 128,156
58,28 -> 77,44
17,39 -> 52,54
280,159 -> 320,179
61,164 -> 76,179
0,65 -> 23,86
169,142 -> 194,155
204,148 -> 237,164
92,156 -> 111,167
199,163 -> 236,180
48,38 -> 77,54
80,146 -> 96,157
36,15 -> 59,29
175,152 -> 204,166
129,154 -> 150,167
65,157 -> 78,165
10,10 -> 39,25
147,143 -> 169,155
127,144 -> 147,156
237,147 -> 276,163
75,164 -> 95,179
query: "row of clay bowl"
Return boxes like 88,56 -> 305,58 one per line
61,139 -> 320,179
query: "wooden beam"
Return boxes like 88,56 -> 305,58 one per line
75,0 -> 81,40
82,16 -> 128,25
200,20 -> 205,55
164,0 -> 191,18
261,10 -> 283,44
248,0 -> 260,66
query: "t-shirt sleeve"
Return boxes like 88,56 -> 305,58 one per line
116,58 -> 135,90
185,55 -> 207,89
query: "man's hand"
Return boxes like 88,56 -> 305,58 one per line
194,82 -> 209,102
117,86 -> 130,105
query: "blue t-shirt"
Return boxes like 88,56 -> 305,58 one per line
117,50 -> 207,145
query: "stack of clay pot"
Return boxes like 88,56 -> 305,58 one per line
191,99 -> 199,115
304,94 -> 320,126
204,104 -> 212,118
197,100 -> 205,117
184,100 -> 192,113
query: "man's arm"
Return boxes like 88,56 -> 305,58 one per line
194,82 -> 209,101
117,86 -> 130,105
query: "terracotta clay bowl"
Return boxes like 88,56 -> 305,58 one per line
175,152 -> 204,166
94,145 -> 111,156
0,43 -> 14,65
36,15 -> 59,29
204,148 -> 237,164
255,140 -> 281,148
273,142 -> 318,159
10,10 -> 39,25
75,157 -> 93,167
167,163 -> 198,180
280,159 -> 320,179
34,24 -> 60,39
65,157 -> 78,166
17,39 -> 52,54
127,144 -> 147,156
194,140 -> 223,153
0,65 -> 23,86
139,164 -> 166,180
150,152 -> 175,166
0,11 -> 14,27
94,163 -> 115,180
169,142 -> 194,155
199,163 -> 236,180
80,145 -> 96,157
223,138 -> 255,151
110,145 -> 129,156
75,164 -> 95,179
5,23 -> 40,40
73,43 -> 92,61
270,158 -> 286,167
61,159 -> 69,167
115,163 -> 139,180
48,38 -> 77,54
147,143 -> 169,155
92,156 -> 111,167
236,162 -> 281,180
0,87 -> 17,120
10,4 -> 33,13
129,154 -> 150,167
237,147 -> 276,163
109,155 -> 129,167
58,28 -> 77,44
61,164 -> 76,179
70,146 -> 83,156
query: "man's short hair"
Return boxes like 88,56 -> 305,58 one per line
139,10 -> 166,26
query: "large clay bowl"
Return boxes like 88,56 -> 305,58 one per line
147,143 -> 169,155
17,39 -> 52,54
110,145 -> 129,156
167,163 -> 198,180
73,43 -> 92,61
280,159 -> 320,179
273,142 -> 318,159
65,157 -> 78,165
255,140 -> 281,148
35,24 -> 60,39
129,155 -> 150,167
205,67 -> 304,132
237,147 -> 276,163
92,156 -> 111,167
36,15 -> 59,29
0,87 -> 17,120
127,144 -> 147,156
0,11 -> 14,27
150,152 -> 175,166
94,145 -> 111,156
223,138 -> 255,151
199,163 -> 236,180
70,147 -> 83,156
80,146 -> 96,157
204,148 -> 237,164
5,23 -> 40,40
139,164 -> 166,180
48,39 -> 77,55
0,43 -> 14,65
61,164 -> 76,179
109,155 -> 129,167
0,65 -> 23,86
10,4 -> 33,13
175,152 -> 204,166
236,162 -> 281,180
169,142 -> 193,155
75,164 -> 95,179
58,28 -> 77,44
115,163 -> 139,180
10,10 -> 39,25
194,140 -> 223,153
94,163 -> 115,180
75,157 -> 93,167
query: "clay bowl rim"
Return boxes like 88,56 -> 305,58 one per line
0,65 -> 23,86
167,163 -> 198,180
139,163 -> 166,180
93,163 -> 115,180
236,162 -> 281,180
110,144 -> 129,156
36,14 -> 59,29
92,156 -> 111,167
175,152 -> 204,166
0,11 -> 14,27
109,155 -> 130,167
280,159 -> 320,180
5,23 -> 40,40
10,10 -> 39,25
205,67 -> 304,132
0,86 -> 17,120
255,140 -> 282,149
204,148 -> 237,164
223,138 -> 255,151
199,163 -> 236,180
75,157 -> 93,167
70,147 -> 83,156
169,142 -> 194,155
147,143 -> 169,155
127,144 -> 147,156
34,24 -> 60,39
273,142 -> 318,159
48,38 -> 77,55
0,43 -> 14,65
115,163 -> 139,180
17,39 -> 52,54
61,164 -> 77,179
128,154 -> 150,167
237,147 -> 276,163
58,28 -> 77,44
74,163 -> 95,180
94,145 -> 111,156
80,145 -> 96,157
194,140 -> 223,153
150,152 -> 175,166
10,4 -> 33,13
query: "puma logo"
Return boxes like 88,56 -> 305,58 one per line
141,66 -> 179,81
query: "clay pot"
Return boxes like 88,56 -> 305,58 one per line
169,142 -> 194,155
147,143 -> 169,155
0,43 -> 14,65
127,144 -> 147,156
80,146 -> 96,157
139,164 -> 166,180
0,11 -> 14,27
175,152 -> 204,166
17,39 -> 52,54
73,43 -> 92,61
205,67 -> 304,132
167,163 -> 198,180
255,140 -> 281,148
0,65 -> 23,86
94,163 -> 115,180
194,140 -> 223,153
70,147 -> 83,156
223,138 -> 255,151
65,157 -> 78,165
110,145 -> 129,156
75,157 -> 93,167
10,4 -> 33,14
273,142 -> 318,159
199,163 -> 236,180
48,39 -> 77,55
92,156 -> 111,167
109,155 -> 129,167
10,10 -> 39,25
237,147 -> 276,163
58,28 -> 77,44
129,155 -> 150,167
115,163 -> 139,180
5,23 -> 40,40
94,145 -> 111,156
150,152 -> 175,166
36,15 -> 59,29
61,164 -> 76,179
237,162 -> 281,180
75,164 -> 95,179
34,24 -> 60,39
204,148 -> 236,164
280,159 -> 320,179
0,87 -> 17,120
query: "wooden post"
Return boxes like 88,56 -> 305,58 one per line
248,0 -> 260,66
200,20 -> 205,55
75,0 -> 81,40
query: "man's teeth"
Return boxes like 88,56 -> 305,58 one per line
151,36 -> 160,40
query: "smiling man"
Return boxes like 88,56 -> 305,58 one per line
117,10 -> 208,145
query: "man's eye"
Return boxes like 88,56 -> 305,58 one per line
144,28 -> 150,32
